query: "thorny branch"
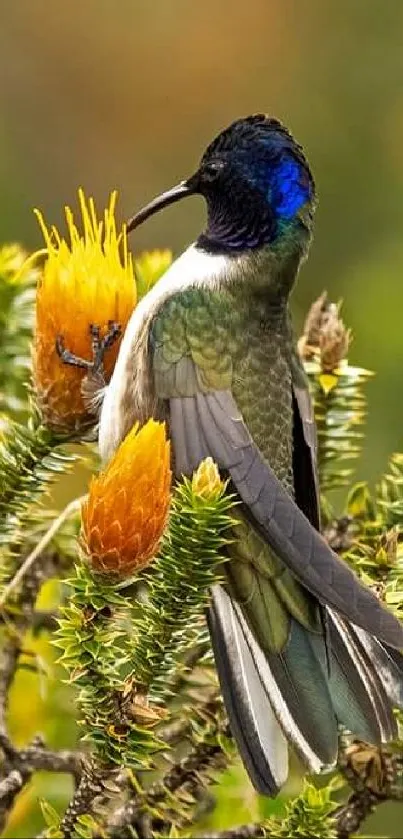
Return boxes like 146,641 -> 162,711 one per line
0,544 -> 82,833
202,827 -> 266,839
334,739 -> 403,838
0,526 -> 226,839
335,789 -> 378,839
100,741 -> 403,839
0,732 -> 81,778
0,516 -> 401,838
1,537 -> 403,839
59,691 -> 226,839
57,757 -> 115,839
102,715 -> 231,839
0,548 -> 70,719
0,769 -> 30,834
0,732 -> 82,834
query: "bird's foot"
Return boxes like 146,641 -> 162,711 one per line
56,321 -> 122,376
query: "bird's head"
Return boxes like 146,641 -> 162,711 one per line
128,114 -> 316,253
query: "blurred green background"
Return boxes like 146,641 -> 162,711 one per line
1,1 -> 403,834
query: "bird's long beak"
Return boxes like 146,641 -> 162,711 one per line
126,179 -> 196,232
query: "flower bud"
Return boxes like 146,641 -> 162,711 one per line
192,457 -> 224,500
81,420 -> 171,578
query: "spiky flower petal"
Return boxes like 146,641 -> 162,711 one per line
33,190 -> 136,433
82,420 -> 171,578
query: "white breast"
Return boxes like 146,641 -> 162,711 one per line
98,244 -> 235,462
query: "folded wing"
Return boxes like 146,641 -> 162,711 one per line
170,389 -> 403,649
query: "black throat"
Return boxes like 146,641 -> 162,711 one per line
196,187 -> 277,255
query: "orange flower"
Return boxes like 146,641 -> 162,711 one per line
33,190 -> 136,433
81,420 -> 171,578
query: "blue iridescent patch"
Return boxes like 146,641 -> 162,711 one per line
270,156 -> 311,219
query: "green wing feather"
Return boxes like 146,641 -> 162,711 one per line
152,287 -> 322,654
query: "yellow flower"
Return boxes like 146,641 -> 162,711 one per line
33,189 -> 136,433
192,457 -> 224,500
0,244 -> 31,279
81,420 -> 171,578
135,249 -> 172,299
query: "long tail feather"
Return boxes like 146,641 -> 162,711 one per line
208,585 -> 288,795
325,612 -> 397,741
208,587 -> 401,796
351,624 -> 403,710
209,586 -> 337,791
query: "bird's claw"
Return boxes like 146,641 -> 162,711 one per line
56,320 -> 122,375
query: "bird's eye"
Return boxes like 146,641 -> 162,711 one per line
202,160 -> 224,182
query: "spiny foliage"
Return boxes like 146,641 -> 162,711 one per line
378,453 -> 403,528
308,362 -> 372,494
55,563 -> 155,768
301,297 -> 403,632
55,472 -> 234,767
300,292 -> 372,496
0,253 -> 75,584
265,781 -> 338,838
131,473 -> 235,699
0,419 -> 74,547
0,244 -> 36,423
333,459 -> 403,625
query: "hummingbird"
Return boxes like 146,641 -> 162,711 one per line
98,115 -> 403,795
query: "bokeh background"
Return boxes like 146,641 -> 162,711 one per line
1,1 -> 403,835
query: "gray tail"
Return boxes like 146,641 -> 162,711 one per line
348,623 -> 403,710
208,585 -> 399,796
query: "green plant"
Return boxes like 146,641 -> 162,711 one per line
0,210 -> 402,839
